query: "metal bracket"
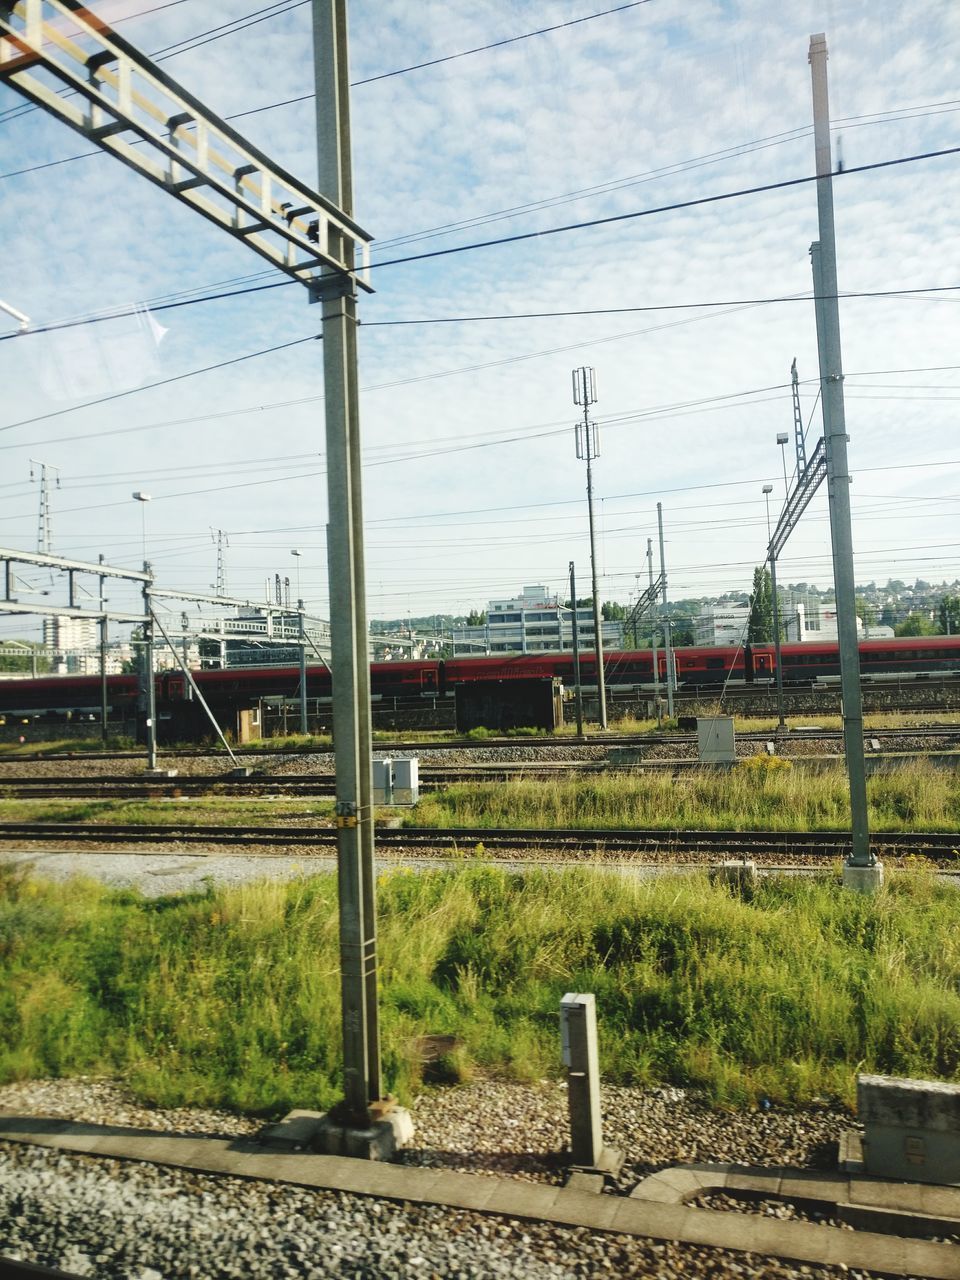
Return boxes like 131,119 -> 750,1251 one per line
0,0 -> 373,293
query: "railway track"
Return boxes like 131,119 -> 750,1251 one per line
0,821 -> 956,860
4,723 -> 960,765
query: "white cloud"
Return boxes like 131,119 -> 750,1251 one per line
0,0 -> 958,631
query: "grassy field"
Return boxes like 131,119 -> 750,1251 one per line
412,759 -> 960,834
0,798 -> 334,825
1,759 -> 957,834
1,863 -> 958,1114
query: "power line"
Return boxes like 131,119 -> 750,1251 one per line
351,1 -> 653,86
4,280 -> 957,346
366,145 -> 960,273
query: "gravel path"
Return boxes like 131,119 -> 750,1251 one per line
0,1077 -> 898,1280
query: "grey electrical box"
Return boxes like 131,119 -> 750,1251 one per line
372,758 -> 394,805
697,715 -> 736,764
560,993 -> 603,1169
392,757 -> 419,805
859,1074 -> 960,1185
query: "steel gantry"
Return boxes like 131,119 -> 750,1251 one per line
0,0 -> 386,1123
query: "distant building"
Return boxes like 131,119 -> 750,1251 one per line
42,614 -> 100,674
693,605 -> 750,647
452,584 -> 622,656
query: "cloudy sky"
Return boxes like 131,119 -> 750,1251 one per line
1,0 -> 958,641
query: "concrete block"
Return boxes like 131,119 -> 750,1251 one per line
838,1129 -> 864,1173
257,1109 -> 324,1151
566,1170 -> 605,1194
312,1105 -> 414,1161
859,1074 -> 960,1185
842,860 -> 884,894
709,860 -> 757,891
145,768 -> 178,778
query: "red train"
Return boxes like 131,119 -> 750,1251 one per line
2,635 -> 960,722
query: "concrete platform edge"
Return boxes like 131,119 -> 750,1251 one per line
1,1118 -> 959,1280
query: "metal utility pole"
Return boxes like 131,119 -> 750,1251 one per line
790,359 -> 808,478
142,565 -> 157,772
298,599 -> 309,735
1,0 -> 385,1124
647,538 -> 660,712
30,459 -> 59,555
314,0 -> 381,1120
656,503 -> 675,717
568,561 -> 584,736
572,367 -> 607,729
809,33 -> 873,874
762,486 -> 786,729
98,554 -> 108,742
212,529 -> 229,596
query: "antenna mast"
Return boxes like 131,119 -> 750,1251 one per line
30,459 -> 60,554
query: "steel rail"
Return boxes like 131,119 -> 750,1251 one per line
0,822 -> 957,860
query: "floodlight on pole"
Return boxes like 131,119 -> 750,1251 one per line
132,491 -> 151,566
291,549 -> 302,603
776,432 -> 790,497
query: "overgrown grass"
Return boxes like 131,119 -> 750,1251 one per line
2,863 -> 959,1113
0,736 -> 137,758
411,760 -> 960,834
0,798 -> 334,825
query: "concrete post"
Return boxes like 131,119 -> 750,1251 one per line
313,0 -> 382,1121
298,600 -> 308,735
808,33 -> 878,886
657,504 -> 675,717
561,993 -> 603,1168
569,561 -> 584,736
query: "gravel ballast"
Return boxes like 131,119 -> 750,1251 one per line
0,1077 -> 903,1280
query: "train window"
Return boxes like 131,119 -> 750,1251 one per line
706,657 -> 725,668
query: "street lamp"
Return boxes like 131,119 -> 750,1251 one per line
762,484 -> 786,729
776,432 -> 790,498
132,491 -> 151,567
290,549 -> 302,605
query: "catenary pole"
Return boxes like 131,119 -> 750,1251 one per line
313,0 -> 381,1119
762,488 -> 786,728
298,600 -> 309,735
142,565 -> 157,771
572,368 -> 607,728
647,537 -> 660,715
569,561 -> 584,736
808,34 -> 872,870
656,504 -> 675,718
99,554 -> 108,742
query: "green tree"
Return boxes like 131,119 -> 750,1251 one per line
465,610 -> 486,626
0,640 -> 50,674
747,566 -> 773,643
939,595 -> 960,635
895,612 -> 937,637
879,603 -> 898,629
854,598 -> 877,627
601,600 -> 627,622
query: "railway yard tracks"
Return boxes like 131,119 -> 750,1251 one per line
0,820 -> 956,863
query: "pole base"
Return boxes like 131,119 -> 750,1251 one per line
842,860 -> 884,895
258,1103 -> 414,1161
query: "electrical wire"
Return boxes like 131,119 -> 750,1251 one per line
0,333 -> 320,434
351,1 -> 653,86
